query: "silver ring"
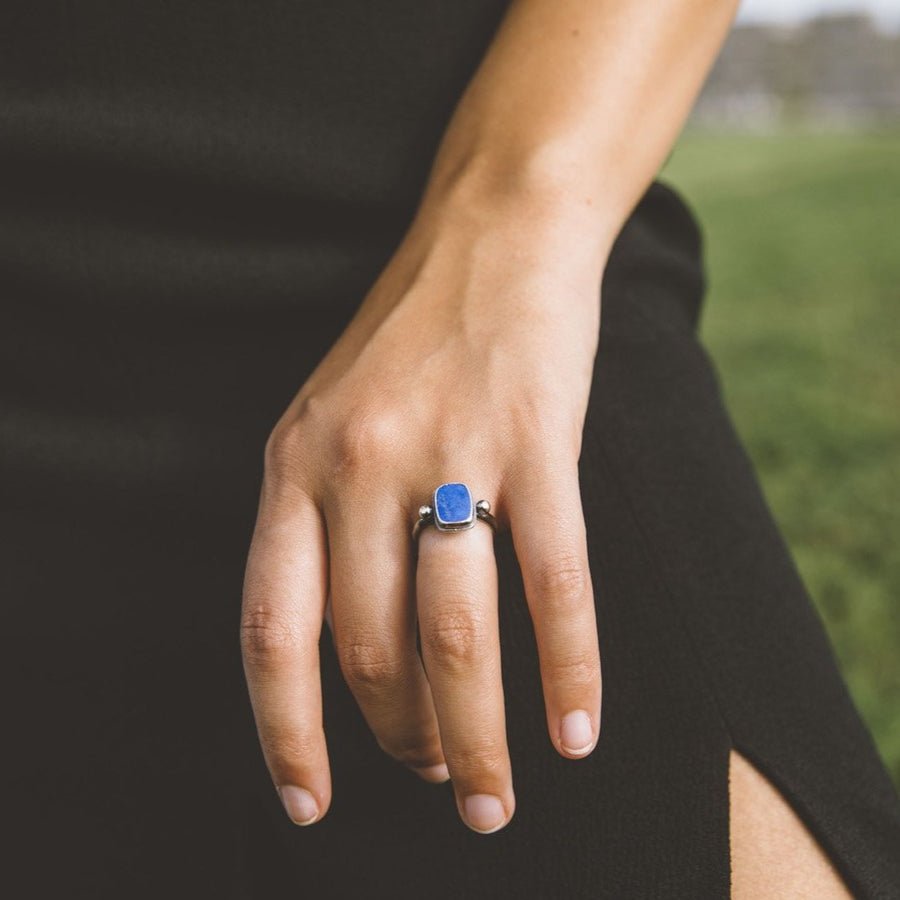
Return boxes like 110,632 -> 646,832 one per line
411,482 -> 497,544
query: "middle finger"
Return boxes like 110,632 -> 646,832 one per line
326,494 -> 449,782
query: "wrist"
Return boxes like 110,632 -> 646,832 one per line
410,142 -> 617,279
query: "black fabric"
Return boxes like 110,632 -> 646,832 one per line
3,4 -> 900,898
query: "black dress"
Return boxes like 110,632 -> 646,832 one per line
3,2 -> 899,897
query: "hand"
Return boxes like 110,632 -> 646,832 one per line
240,178 -> 607,834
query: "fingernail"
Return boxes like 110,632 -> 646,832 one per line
413,763 -> 451,783
560,710 -> 595,755
278,785 -> 319,825
463,794 -> 507,833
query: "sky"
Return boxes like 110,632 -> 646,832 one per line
736,0 -> 900,29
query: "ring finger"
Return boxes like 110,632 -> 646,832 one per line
416,483 -> 515,834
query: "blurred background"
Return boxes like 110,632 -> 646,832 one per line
661,0 -> 900,786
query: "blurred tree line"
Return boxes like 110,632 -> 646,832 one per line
692,13 -> 900,129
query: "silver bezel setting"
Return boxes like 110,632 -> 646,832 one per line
432,482 -> 476,532
411,488 -> 496,545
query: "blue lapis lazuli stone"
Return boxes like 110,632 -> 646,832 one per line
433,482 -> 474,528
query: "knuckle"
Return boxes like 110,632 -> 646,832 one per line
448,741 -> 508,780
240,604 -> 303,668
546,653 -> 601,690
259,728 -> 320,769
263,421 -> 306,483
338,640 -> 404,693
509,386 -> 575,457
532,550 -> 590,607
263,395 -> 325,485
422,606 -> 489,666
338,638 -> 407,692
328,409 -> 400,481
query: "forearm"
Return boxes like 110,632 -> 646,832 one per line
414,0 -> 740,261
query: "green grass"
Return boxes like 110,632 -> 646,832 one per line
661,129 -> 900,786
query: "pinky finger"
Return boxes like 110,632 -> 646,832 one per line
505,460 -> 602,759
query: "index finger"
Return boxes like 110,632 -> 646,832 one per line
240,478 -> 331,825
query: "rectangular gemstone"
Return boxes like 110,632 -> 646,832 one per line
433,482 -> 474,529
